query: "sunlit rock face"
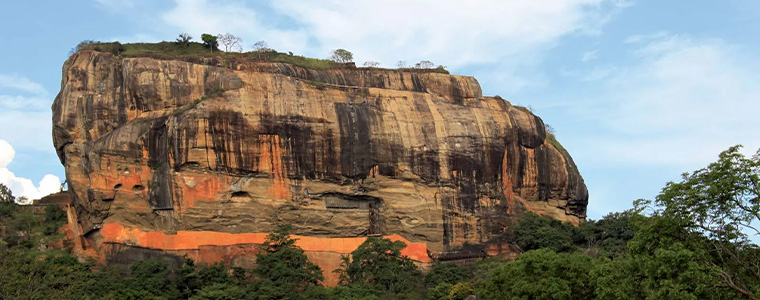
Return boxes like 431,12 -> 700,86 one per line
52,50 -> 587,284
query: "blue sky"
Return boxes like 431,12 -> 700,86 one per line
0,0 -> 758,217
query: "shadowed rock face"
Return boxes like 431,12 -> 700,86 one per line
52,50 -> 587,278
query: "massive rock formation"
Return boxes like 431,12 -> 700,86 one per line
53,50 -> 587,285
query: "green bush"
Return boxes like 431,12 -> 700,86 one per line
477,249 -> 597,300
253,225 -> 324,292
509,213 -> 576,253
337,237 -> 422,296
424,262 -> 469,288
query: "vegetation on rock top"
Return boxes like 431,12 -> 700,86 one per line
71,40 -> 450,74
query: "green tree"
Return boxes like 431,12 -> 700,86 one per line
592,214 -> 740,300
42,205 -> 67,235
337,237 -> 422,295
424,262 -> 469,288
330,49 -> 353,63
510,212 -> 575,252
0,183 -> 14,203
0,251 -> 91,300
477,249 -> 596,300
10,210 -> 37,248
177,258 -> 234,299
653,145 -> 760,299
201,34 -> 218,52
0,184 -> 16,226
127,259 -> 180,299
424,263 -> 469,300
574,211 -> 638,258
189,283 -> 249,300
427,282 -> 453,300
253,225 -> 324,293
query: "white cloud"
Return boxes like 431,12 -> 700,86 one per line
0,74 -> 54,154
0,111 -> 53,153
0,139 -> 61,203
573,33 -> 760,166
0,95 -> 51,111
155,0 -> 627,89
270,0 -> 626,67
0,140 -> 14,168
161,0 -> 311,54
0,74 -> 48,96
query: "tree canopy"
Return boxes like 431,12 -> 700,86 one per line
337,237 -> 422,296
0,183 -> 14,203
253,225 -> 324,293
201,33 -> 218,51
330,48 -> 353,63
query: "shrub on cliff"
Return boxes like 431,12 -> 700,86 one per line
72,40 -> 124,55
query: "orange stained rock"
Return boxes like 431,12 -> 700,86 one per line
100,222 -> 431,262
521,148 -> 537,190
179,174 -> 225,212
258,134 -> 290,200
88,162 -> 149,195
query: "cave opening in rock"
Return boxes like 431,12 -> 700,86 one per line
231,191 -> 253,201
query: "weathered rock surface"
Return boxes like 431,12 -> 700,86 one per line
53,50 -> 587,284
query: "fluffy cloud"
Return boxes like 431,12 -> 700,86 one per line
0,139 -> 13,168
0,74 -> 47,95
570,33 -> 760,166
0,74 -> 54,154
157,0 -> 627,84
0,139 -> 61,204
161,0 -> 310,55
271,0 -> 625,67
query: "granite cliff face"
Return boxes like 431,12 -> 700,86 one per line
53,50 -> 587,284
